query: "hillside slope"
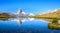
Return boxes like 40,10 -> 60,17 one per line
38,9 -> 60,18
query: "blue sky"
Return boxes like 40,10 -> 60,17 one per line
0,0 -> 60,14
0,0 -> 60,32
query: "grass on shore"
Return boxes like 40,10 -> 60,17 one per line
48,23 -> 60,30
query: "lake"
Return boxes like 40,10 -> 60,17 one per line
0,18 -> 60,33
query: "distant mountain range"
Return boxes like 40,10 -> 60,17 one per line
36,9 -> 60,18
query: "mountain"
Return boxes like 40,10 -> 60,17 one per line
36,9 -> 60,18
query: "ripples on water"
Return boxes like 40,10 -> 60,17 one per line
0,18 -> 60,33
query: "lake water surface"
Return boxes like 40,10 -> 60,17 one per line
0,18 -> 60,33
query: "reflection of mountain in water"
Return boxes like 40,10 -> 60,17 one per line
0,9 -> 60,33
0,9 -> 36,25
0,9 -> 60,30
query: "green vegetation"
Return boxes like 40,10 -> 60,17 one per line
0,13 -> 13,20
29,9 -> 60,20
48,23 -> 60,30
0,13 -> 12,18
29,9 -> 60,30
52,19 -> 58,23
